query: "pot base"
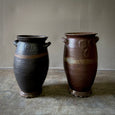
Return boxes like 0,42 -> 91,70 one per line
20,90 -> 42,98
69,88 -> 92,97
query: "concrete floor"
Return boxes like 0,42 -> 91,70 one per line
0,69 -> 115,115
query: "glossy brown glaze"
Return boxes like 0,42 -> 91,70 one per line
13,35 -> 51,98
63,32 -> 99,97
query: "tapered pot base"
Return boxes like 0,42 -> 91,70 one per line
69,88 -> 92,97
20,90 -> 42,98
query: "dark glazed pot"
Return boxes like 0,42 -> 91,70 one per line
13,35 -> 51,98
63,32 -> 99,97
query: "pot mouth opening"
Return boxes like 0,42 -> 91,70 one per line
17,35 -> 48,39
65,32 -> 97,36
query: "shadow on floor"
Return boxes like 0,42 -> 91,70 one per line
92,82 -> 115,96
40,82 -> 115,97
41,83 -> 72,97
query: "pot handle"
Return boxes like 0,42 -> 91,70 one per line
43,42 -> 51,48
95,36 -> 99,43
13,40 -> 19,47
62,37 -> 68,44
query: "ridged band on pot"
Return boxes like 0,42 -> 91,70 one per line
63,32 -> 99,97
13,35 -> 51,98
15,52 -> 48,59
64,57 -> 96,65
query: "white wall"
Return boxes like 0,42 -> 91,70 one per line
0,0 -> 115,70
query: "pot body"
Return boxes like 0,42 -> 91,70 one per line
13,35 -> 51,97
63,32 -> 99,97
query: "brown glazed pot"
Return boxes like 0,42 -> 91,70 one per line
13,35 -> 51,98
63,32 -> 99,97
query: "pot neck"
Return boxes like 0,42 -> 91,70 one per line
17,35 -> 48,42
65,32 -> 97,38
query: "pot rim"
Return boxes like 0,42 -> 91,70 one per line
17,35 -> 48,39
17,35 -> 48,42
65,32 -> 97,36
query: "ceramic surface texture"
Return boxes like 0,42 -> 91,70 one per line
63,32 -> 99,97
13,35 -> 51,98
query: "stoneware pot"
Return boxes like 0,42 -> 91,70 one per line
63,32 -> 99,97
13,35 -> 51,98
